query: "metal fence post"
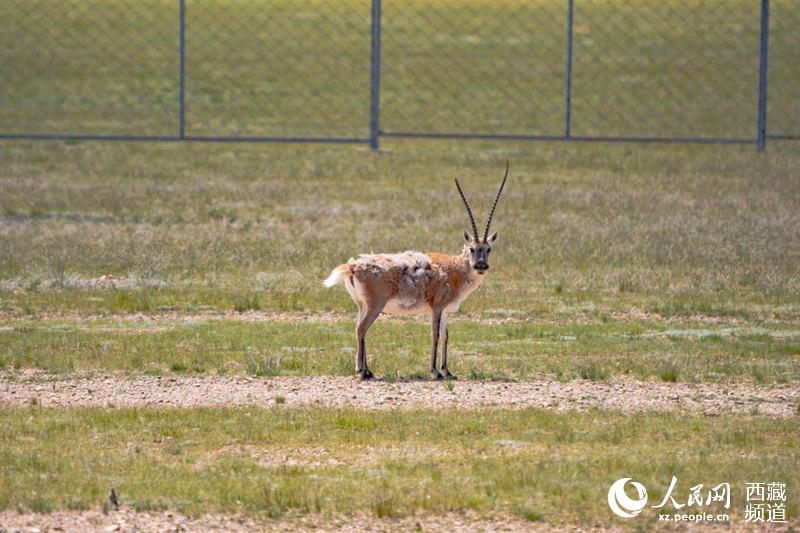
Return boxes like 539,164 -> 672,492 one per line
179,0 -> 186,139
564,0 -> 574,139
369,0 -> 382,150
756,0 -> 770,152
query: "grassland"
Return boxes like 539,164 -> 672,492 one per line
2,141 -> 800,383
1,406 -> 797,526
2,317 -> 799,383
1,0 -> 799,527
2,141 -> 799,313
1,140 -> 798,527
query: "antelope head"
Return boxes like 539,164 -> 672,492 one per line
454,160 -> 509,275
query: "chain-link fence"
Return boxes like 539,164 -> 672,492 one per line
1,0 -> 797,150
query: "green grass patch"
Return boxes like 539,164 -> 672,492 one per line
1,141 -> 799,325
233,294 -> 261,314
2,319 -> 799,383
659,363 -> 680,383
577,361 -> 610,381
0,406 -> 796,525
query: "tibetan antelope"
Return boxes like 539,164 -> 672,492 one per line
323,162 -> 509,380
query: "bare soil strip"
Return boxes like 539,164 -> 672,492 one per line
3,308 -> 784,326
2,509 -> 797,532
1,372 -> 796,417
0,509 -> 604,533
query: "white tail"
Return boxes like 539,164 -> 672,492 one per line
323,265 -> 349,287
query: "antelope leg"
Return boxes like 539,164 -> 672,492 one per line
430,310 -> 444,380
440,314 -> 455,379
356,305 -> 383,380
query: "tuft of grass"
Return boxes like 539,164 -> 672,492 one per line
403,370 -> 431,381
515,506 -> 544,522
752,366 -> 771,384
617,278 -> 636,293
372,491 -> 398,519
467,368 -> 516,382
233,295 -> 261,313
245,353 -> 283,377
577,362 -> 609,382
27,499 -> 53,514
111,292 -> 151,313
659,364 -> 680,382
170,362 -> 189,372
275,396 -> 286,405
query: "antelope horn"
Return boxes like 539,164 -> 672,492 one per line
483,159 -> 509,241
454,178 -> 479,240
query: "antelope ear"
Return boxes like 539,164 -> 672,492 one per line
464,231 -> 473,243
488,231 -> 499,243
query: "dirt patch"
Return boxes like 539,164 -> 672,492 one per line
0,309 -> 523,326
1,508 -> 797,532
0,508 -> 598,532
609,309 -> 742,324
201,442 -> 536,470
0,310 -> 351,325
0,274 -> 169,292
1,371 -> 796,418
5,308 -> 791,327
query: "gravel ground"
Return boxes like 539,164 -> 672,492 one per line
0,509 -> 576,532
1,371 -> 797,417
0,509 -> 608,533
2,508 -> 797,532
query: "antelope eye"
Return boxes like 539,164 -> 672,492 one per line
469,247 -> 475,253
486,249 -> 491,254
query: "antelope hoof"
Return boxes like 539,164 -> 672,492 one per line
359,369 -> 374,381
441,369 -> 457,380
431,370 -> 444,380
